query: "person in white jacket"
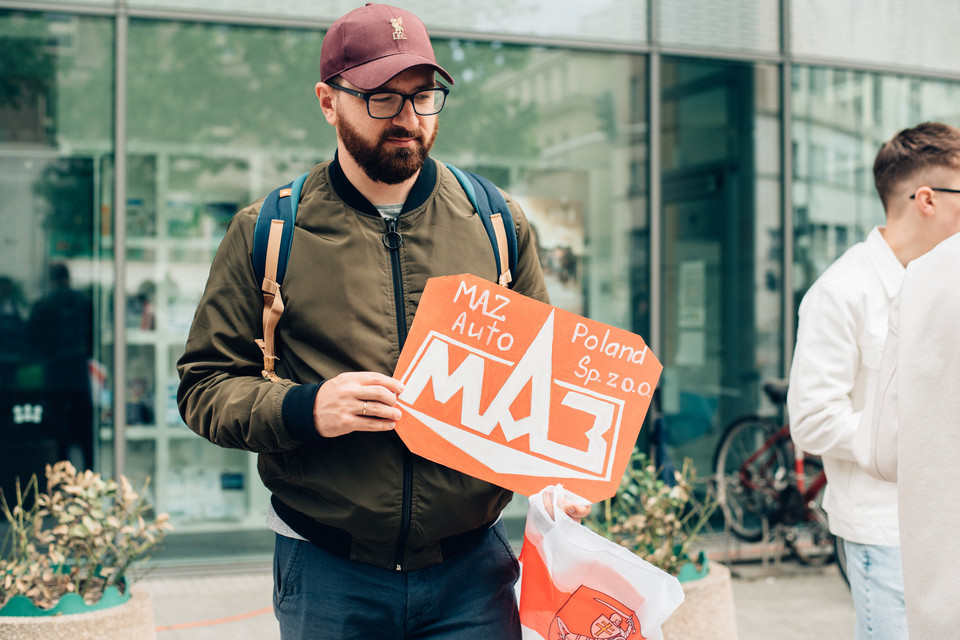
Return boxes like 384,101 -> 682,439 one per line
788,121 -> 960,639
854,230 -> 960,640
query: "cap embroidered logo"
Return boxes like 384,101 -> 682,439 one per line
391,17 -> 406,40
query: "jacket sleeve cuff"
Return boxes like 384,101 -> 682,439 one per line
282,382 -> 324,442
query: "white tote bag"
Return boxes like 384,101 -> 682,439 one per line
517,485 -> 684,640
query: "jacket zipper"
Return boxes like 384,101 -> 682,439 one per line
384,217 -> 413,571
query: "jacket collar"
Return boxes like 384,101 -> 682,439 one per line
329,152 -> 437,217
866,226 -> 906,299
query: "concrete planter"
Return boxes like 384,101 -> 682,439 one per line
662,560 -> 738,640
0,584 -> 155,640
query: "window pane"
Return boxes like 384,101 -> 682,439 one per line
126,0 -> 649,45
433,43 -> 649,525
791,68 -> 960,310
792,0 -> 960,76
434,45 -> 649,329
660,58 -> 783,477
124,19 -> 331,548
0,11 -> 114,495
659,0 -> 779,54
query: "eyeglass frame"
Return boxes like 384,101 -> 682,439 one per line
909,187 -> 960,199
325,81 -> 449,119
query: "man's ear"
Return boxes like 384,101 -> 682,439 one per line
316,82 -> 338,126
912,186 -> 937,217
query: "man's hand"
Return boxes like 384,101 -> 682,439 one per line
313,372 -> 404,438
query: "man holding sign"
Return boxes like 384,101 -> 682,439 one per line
177,4 -> 588,638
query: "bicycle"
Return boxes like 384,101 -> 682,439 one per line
713,380 -> 847,581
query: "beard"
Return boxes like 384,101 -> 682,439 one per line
338,117 -> 438,185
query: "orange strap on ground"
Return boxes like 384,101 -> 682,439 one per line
155,605 -> 273,632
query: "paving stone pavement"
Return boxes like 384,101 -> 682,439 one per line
144,558 -> 855,639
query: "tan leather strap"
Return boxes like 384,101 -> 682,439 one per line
256,219 -> 285,382
490,213 -> 512,287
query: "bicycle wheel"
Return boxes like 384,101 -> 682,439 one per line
713,416 -> 785,542
786,458 -> 836,566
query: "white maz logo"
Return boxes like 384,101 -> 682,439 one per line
397,310 -> 624,481
13,403 -> 44,424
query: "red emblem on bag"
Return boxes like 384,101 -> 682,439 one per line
552,586 -> 642,640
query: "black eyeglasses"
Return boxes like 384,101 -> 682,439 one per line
909,187 -> 960,199
326,82 -> 449,119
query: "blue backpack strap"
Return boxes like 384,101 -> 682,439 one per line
253,172 -> 308,286
252,172 -> 308,382
445,163 -> 518,287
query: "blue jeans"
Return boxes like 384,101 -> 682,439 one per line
842,539 -> 908,639
273,521 -> 521,639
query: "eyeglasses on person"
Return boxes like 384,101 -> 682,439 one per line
326,82 -> 449,119
909,187 -> 960,199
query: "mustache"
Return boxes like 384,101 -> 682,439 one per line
381,126 -> 421,141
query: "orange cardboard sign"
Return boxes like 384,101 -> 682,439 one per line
393,274 -> 662,503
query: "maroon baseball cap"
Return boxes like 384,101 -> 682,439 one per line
321,3 -> 454,90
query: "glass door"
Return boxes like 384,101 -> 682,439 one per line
0,12 -> 115,497
658,57 -> 782,474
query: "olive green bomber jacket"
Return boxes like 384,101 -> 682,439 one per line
177,157 -> 549,570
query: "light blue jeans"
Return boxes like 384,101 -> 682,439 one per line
842,539 -> 908,639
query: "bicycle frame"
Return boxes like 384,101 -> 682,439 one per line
714,380 -> 844,577
734,424 -> 785,498
736,423 -> 826,524
784,428 -> 827,519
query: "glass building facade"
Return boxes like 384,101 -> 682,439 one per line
2,0 -> 959,565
